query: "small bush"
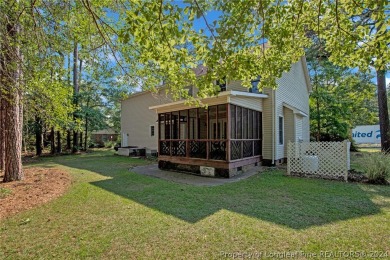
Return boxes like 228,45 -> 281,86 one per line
361,152 -> 390,184
104,141 -> 116,149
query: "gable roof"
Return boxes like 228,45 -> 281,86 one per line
122,57 -> 311,102
300,56 -> 312,93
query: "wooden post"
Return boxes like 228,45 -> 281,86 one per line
169,113 -> 172,157
206,108 -> 209,160
344,140 -> 349,182
186,110 -> 190,158
226,104 -> 231,162
158,114 -> 161,156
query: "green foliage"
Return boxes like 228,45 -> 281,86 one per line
361,153 -> 390,183
117,0 -> 389,99
103,141 -> 116,149
307,37 -> 378,140
120,0 -> 310,99
312,0 -> 389,72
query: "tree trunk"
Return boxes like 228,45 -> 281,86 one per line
2,7 -> 23,182
56,131 -> 61,153
43,130 -> 47,148
316,95 -> 321,141
72,42 -> 79,153
72,130 -> 78,153
22,105 -> 27,154
50,127 -> 55,154
66,130 -> 71,150
3,89 -> 23,182
376,69 -> 390,152
79,132 -> 83,150
84,116 -> 88,150
35,116 -> 43,156
0,97 -> 4,171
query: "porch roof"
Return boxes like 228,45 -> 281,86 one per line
149,90 -> 268,113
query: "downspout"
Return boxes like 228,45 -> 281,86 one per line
272,89 -> 276,165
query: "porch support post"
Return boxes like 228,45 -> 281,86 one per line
206,107 -> 209,160
158,114 -> 160,156
186,109 -> 189,158
227,103 -> 231,162
169,112 -> 172,156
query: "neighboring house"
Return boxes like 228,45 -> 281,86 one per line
91,128 -> 119,146
121,57 -> 311,177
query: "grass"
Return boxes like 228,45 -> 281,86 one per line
1,150 -> 389,259
0,188 -> 12,199
351,145 -> 387,174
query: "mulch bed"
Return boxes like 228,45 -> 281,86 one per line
0,168 -> 71,219
288,170 -> 389,185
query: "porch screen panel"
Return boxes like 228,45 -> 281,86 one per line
248,110 -> 253,139
242,108 -> 248,139
236,106 -> 242,139
258,112 -> 262,139
230,105 -> 236,139
208,106 -> 217,139
253,111 -> 258,139
159,114 -> 165,140
189,109 -> 198,139
172,111 -> 179,139
179,110 -> 188,139
164,113 -> 171,139
199,108 -> 207,139
218,104 -> 227,139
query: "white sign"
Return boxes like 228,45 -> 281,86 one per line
351,125 -> 381,144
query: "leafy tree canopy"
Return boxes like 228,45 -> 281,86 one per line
119,0 -> 389,97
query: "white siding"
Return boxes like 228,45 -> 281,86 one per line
230,96 -> 263,111
227,80 -> 248,92
274,59 -> 310,160
121,91 -> 173,150
261,88 -> 274,160
283,107 -> 295,156
121,58 -> 310,161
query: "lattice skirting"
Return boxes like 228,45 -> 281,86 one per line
287,141 -> 350,181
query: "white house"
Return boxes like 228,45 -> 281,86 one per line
121,57 -> 311,177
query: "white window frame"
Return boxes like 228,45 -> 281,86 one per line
150,125 -> 155,137
278,116 -> 284,145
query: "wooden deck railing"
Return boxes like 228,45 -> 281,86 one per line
159,139 -> 261,162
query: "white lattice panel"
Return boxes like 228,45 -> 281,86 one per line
287,141 -> 350,181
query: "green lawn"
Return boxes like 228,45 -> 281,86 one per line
1,150 -> 389,259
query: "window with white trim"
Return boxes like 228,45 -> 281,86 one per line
150,125 -> 155,137
279,116 -> 284,145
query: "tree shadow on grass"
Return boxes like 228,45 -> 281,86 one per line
56,153 -> 389,230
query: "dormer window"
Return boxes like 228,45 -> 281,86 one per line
249,76 -> 261,93
216,77 -> 227,92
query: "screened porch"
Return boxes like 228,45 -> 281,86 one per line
158,104 -> 262,166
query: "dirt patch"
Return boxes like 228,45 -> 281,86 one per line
0,167 -> 71,219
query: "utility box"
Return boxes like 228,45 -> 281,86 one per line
302,155 -> 319,173
117,148 -> 130,156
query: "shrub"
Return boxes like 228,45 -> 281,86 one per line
361,152 -> 390,184
104,141 -> 116,149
